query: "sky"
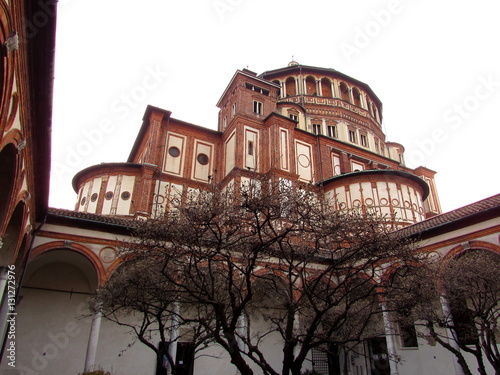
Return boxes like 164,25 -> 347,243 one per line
49,0 -> 500,214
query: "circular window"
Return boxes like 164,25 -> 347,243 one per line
105,191 -> 113,200
168,146 -> 180,157
297,154 -> 310,168
80,197 -> 86,206
91,193 -> 98,202
197,153 -> 209,165
121,191 -> 131,200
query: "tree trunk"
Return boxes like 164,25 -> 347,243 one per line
229,352 -> 254,375
289,362 -> 302,375
471,347 -> 488,375
157,353 -> 170,375
428,325 -> 473,375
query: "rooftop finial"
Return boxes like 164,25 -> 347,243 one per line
288,56 -> 299,66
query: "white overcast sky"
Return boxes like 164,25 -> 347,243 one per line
49,0 -> 500,213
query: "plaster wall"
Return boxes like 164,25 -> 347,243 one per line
116,175 -> 135,216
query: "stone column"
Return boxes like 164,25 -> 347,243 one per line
168,302 -> 181,373
332,79 -> 339,98
348,87 -> 354,104
361,93 -> 368,110
440,295 -> 466,375
84,305 -> 103,372
236,314 -> 246,351
381,304 -> 400,375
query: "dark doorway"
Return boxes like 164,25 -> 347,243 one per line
175,342 -> 195,375
327,343 -> 341,375
156,341 -> 195,375
368,337 -> 390,375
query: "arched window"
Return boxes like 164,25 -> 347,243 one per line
285,77 -> 296,97
444,249 -> 500,347
352,88 -> 362,107
305,76 -> 316,96
373,106 -> 380,122
339,82 -> 350,102
321,78 -> 333,97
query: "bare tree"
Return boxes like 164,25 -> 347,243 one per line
93,256 -> 213,375
386,249 -> 500,375
98,175 -> 422,375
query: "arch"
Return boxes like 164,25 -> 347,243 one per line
285,76 -> 296,97
29,241 -> 106,287
440,240 -> 500,272
379,250 -> 441,285
439,246 -> 500,346
24,248 -> 99,295
250,272 -> 292,322
352,87 -> 362,107
253,267 -> 289,284
15,246 -> 98,375
339,82 -> 350,102
320,78 -> 332,98
305,76 -> 316,96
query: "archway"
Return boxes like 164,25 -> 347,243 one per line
443,249 -> 500,347
321,78 -> 332,98
305,76 -> 316,96
339,82 -> 350,102
12,248 -> 99,374
352,87 -> 362,107
285,77 -> 296,97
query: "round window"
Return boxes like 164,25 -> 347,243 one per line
105,191 -> 113,200
80,197 -> 86,206
197,153 -> 209,165
121,191 -> 131,200
91,193 -> 98,202
168,146 -> 180,157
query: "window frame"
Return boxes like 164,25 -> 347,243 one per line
327,125 -> 337,138
360,134 -> 368,147
349,129 -> 357,143
253,100 -> 263,115
312,123 -> 322,135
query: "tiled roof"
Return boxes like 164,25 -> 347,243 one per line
398,193 -> 500,238
47,193 -> 500,238
47,208 -> 137,231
